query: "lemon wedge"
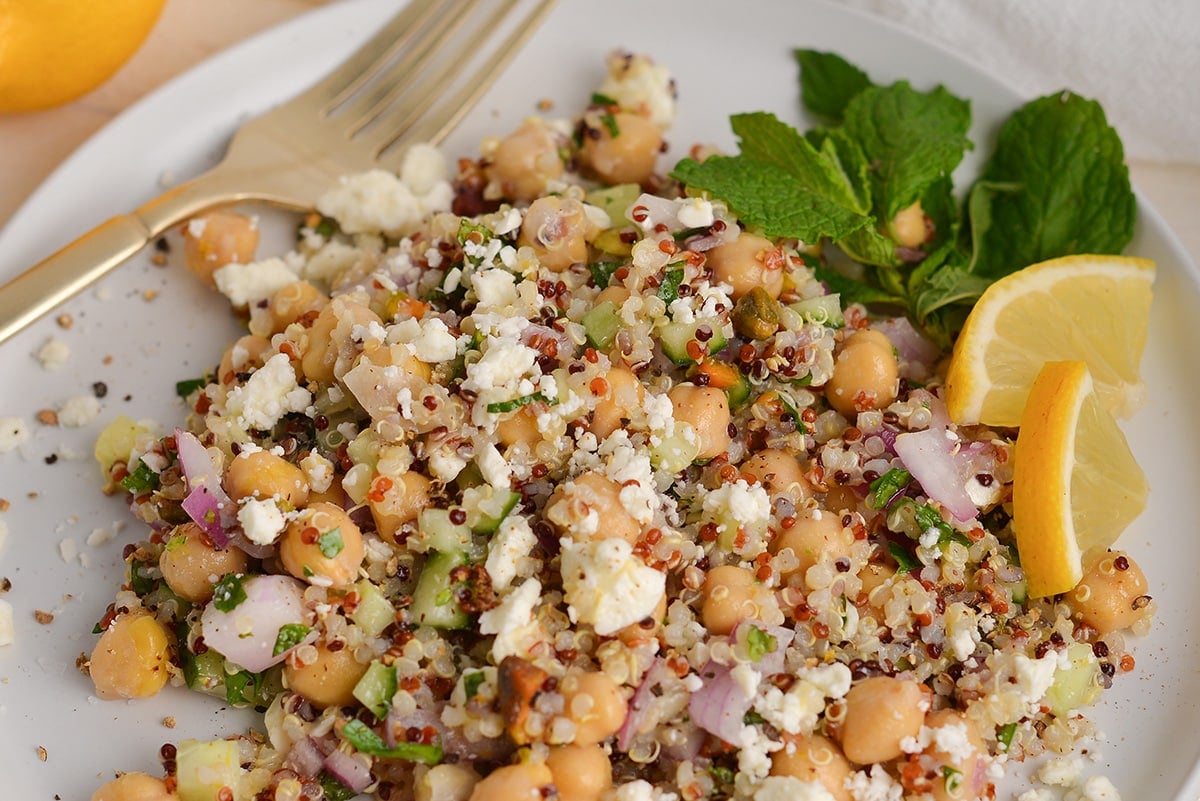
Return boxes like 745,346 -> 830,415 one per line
1012,361 -> 1148,598
944,254 -> 1155,427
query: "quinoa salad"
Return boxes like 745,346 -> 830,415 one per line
84,51 -> 1154,801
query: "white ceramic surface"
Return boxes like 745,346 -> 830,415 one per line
1,1 -> 1197,798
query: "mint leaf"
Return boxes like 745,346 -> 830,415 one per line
795,49 -> 873,121
734,113 -> 868,212
970,91 -> 1135,278
842,82 -> 973,221
341,719 -> 443,765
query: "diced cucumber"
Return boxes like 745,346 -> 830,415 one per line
788,294 -> 844,327
467,486 -> 521,534
417,508 -> 472,554
350,579 -> 396,638
659,318 -> 727,365
353,660 -> 398,719
582,300 -> 623,351
1044,642 -> 1102,717
650,426 -> 701,473
586,183 -> 643,223
410,550 -> 470,629
175,738 -> 244,801
181,646 -> 227,698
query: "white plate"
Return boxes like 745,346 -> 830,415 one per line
2,1 -> 1199,798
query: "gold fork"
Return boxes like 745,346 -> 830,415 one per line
0,0 -> 556,345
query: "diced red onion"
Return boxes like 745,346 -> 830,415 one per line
688,661 -> 752,744
628,193 -> 685,232
227,531 -> 275,560
175,428 -> 233,547
200,574 -> 313,673
322,750 -> 373,793
617,658 -> 672,752
893,427 -> 978,522
284,737 -> 325,778
661,723 -> 705,761
872,318 -> 941,377
728,621 -> 796,676
683,232 -> 724,252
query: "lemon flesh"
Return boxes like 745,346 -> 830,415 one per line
944,255 -> 1155,428
1012,361 -> 1148,598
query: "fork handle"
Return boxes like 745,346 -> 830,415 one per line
0,214 -> 157,345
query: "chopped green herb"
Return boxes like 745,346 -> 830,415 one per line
174,376 -> 209,398
888,541 -> 921,573
486,392 -> 559,414
743,710 -> 766,725
914,503 -> 971,547
599,111 -> 620,138
318,773 -> 357,801
119,459 -> 160,494
272,623 -> 311,656
463,670 -> 486,699
869,468 -> 912,509
997,722 -> 1018,751
942,766 -> 963,794
129,558 -> 157,596
318,527 -> 345,559
224,668 -> 268,707
708,765 -> 736,784
211,574 -> 247,613
313,216 -> 338,238
341,719 -> 444,765
656,267 -> 685,305
457,218 -> 493,245
589,259 -> 622,288
591,92 -> 619,107
745,626 -> 778,662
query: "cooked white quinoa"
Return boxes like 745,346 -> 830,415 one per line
87,52 -> 1153,801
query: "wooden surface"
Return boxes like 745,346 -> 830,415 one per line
1,0 -> 1196,269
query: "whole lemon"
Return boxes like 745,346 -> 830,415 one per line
0,0 -> 168,113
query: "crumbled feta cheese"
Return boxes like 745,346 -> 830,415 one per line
560,538 -> 665,635
411,317 -> 459,363
300,452 -> 335,493
213,257 -> 298,307
317,154 -> 452,237
224,353 -> 313,433
703,479 -> 771,534
58,395 -> 101,428
1039,756 -> 1085,787
1068,775 -> 1121,801
676,197 -> 714,229
736,724 -> 781,781
598,51 -> 676,128
1018,791 -> 1057,801
844,765 -> 904,801
478,578 -> 542,662
612,779 -> 677,801
753,776 -> 835,801
485,515 -> 537,592
474,440 -> 511,488
757,663 -> 851,736
0,599 -> 13,646
463,337 -> 540,394
1014,652 -> 1060,707
730,662 -> 761,698
36,337 -> 70,369
944,602 -> 980,661
237,498 -> 286,546
0,417 -> 30,453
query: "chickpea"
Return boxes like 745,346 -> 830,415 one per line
824,329 -> 899,419
416,764 -> 481,801
90,612 -> 173,700
362,341 -> 434,383
283,641 -> 369,708
705,233 -> 783,300
369,471 -> 432,544
1067,551 -> 1152,634
546,744 -> 613,801
91,772 -> 176,801
741,449 -> 810,503
159,521 -> 251,603
822,484 -> 860,517
922,709 -> 988,801
771,511 -> 854,579
591,366 -> 644,439
545,471 -> 641,544
496,406 -> 542,448
669,384 -> 731,461
616,592 -> 667,646
561,671 -> 627,746
268,280 -> 328,333
593,285 -> 630,307
182,209 -> 260,287
889,200 -> 929,249
770,733 -> 853,801
279,502 -> 365,588
580,111 -> 663,186
218,334 -> 271,384
225,449 -> 310,508
701,564 -> 759,636
838,676 -> 926,764
300,298 -> 382,384
468,762 -> 554,801
518,196 -> 594,272
487,119 -> 565,202
857,562 -> 896,613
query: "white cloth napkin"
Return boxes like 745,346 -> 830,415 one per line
833,0 -> 1200,164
